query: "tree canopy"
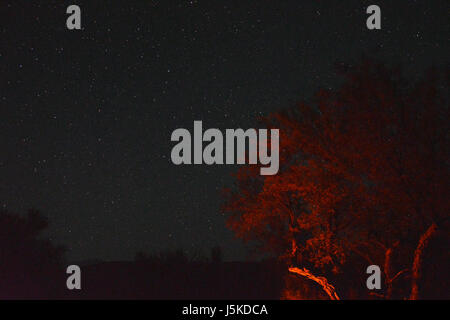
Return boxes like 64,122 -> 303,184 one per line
223,60 -> 449,299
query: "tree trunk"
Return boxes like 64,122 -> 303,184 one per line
383,242 -> 408,299
410,223 -> 437,300
289,267 -> 340,300
384,247 -> 394,299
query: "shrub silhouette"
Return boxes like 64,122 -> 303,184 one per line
0,209 -> 65,299
210,246 -> 222,263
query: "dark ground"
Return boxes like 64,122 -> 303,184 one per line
63,260 -> 285,299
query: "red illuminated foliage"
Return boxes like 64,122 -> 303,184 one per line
223,60 -> 449,299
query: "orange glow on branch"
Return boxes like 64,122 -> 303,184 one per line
289,267 -> 340,300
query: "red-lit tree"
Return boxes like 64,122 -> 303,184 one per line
223,61 -> 449,299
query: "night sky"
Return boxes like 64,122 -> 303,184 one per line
0,1 -> 448,262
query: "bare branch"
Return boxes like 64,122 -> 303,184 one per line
289,267 -> 340,300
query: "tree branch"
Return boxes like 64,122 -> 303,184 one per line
289,267 -> 340,300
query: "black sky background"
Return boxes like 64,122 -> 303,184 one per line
0,0 -> 448,262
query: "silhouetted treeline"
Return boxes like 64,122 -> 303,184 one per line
1,208 -> 448,299
0,209 -> 66,299
0,209 -> 285,299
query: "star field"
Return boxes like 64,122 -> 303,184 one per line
0,0 -> 447,261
